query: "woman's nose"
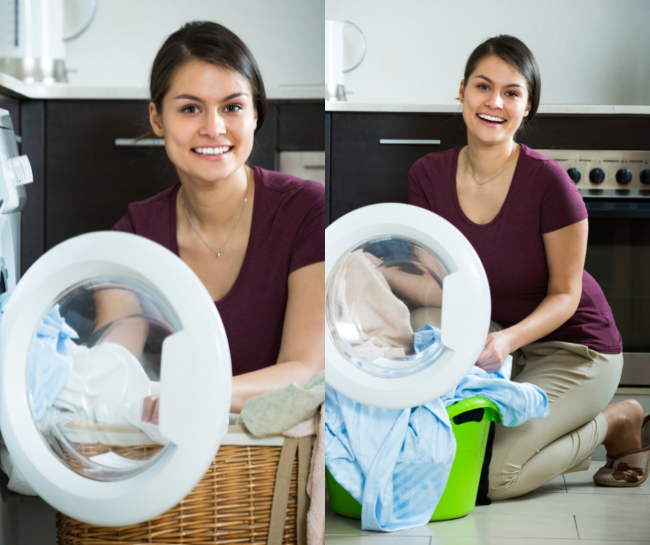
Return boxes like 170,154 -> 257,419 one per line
201,111 -> 226,138
485,92 -> 504,109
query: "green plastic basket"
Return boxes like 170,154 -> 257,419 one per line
326,396 -> 502,522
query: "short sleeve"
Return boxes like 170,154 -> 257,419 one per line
289,183 -> 325,274
112,211 -> 135,233
408,159 -> 433,212
539,160 -> 588,234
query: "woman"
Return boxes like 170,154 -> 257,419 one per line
408,35 -> 649,495
99,21 -> 324,416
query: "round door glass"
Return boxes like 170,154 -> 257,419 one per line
26,277 -> 182,481
326,236 -> 450,377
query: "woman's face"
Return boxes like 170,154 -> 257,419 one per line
150,60 -> 257,185
459,55 -> 531,146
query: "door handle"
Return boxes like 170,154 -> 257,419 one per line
114,138 -> 165,147
379,139 -> 441,145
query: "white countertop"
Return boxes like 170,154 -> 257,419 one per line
325,101 -> 650,115
0,72 -> 324,100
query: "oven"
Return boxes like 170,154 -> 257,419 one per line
537,149 -> 650,386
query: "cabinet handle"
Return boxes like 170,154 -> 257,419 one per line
379,139 -> 441,145
304,165 -> 325,169
114,138 -> 165,147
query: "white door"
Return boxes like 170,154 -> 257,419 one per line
0,231 -> 231,526
326,203 -> 491,409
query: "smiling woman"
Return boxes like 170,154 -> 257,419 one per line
406,35 -> 649,496
100,21 -> 324,416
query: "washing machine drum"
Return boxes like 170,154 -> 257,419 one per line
326,203 -> 491,409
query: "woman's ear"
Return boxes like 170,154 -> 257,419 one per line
149,102 -> 164,137
458,80 -> 465,103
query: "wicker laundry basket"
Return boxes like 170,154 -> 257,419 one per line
57,425 -> 313,545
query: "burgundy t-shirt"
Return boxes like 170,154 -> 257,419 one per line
113,166 -> 325,375
408,144 -> 622,354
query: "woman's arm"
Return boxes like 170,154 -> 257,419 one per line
476,219 -> 588,371
229,261 -> 325,413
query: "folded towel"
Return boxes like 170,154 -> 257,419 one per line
306,404 -> 325,545
238,371 -> 324,437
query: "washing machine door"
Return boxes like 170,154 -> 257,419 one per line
326,203 -> 491,409
0,232 -> 231,526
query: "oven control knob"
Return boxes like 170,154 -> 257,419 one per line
589,168 -> 605,185
616,168 -> 632,185
641,169 -> 650,185
567,168 -> 581,183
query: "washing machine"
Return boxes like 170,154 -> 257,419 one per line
325,203 -> 492,408
0,108 -> 232,527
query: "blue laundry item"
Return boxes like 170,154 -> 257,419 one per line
413,324 -> 441,354
1,291 -> 78,422
325,385 -> 455,532
325,348 -> 550,532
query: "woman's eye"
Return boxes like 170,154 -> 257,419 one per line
183,105 -> 200,114
225,104 -> 242,113
506,92 -> 520,98
477,84 -> 489,91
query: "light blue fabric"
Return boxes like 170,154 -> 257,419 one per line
0,291 -> 78,422
326,328 -> 551,532
413,324 -> 441,354
325,385 -> 455,532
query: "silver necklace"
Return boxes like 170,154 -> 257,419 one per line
180,168 -> 252,258
464,144 -> 517,188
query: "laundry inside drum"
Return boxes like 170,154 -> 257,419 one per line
25,277 -> 182,481
327,236 -> 450,377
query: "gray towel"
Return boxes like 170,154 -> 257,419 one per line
237,371 -> 325,437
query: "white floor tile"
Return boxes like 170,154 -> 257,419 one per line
422,512 -> 578,540
576,513 -> 650,542
326,537 -> 431,545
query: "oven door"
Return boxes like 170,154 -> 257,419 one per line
585,200 -> 650,386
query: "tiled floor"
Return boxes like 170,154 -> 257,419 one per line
325,461 -> 650,544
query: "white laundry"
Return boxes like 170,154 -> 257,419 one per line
53,342 -> 168,446
334,250 -> 414,359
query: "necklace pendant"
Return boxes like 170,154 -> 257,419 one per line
478,184 -> 482,188
217,251 -> 221,257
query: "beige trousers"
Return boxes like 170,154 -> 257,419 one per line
487,321 -> 624,501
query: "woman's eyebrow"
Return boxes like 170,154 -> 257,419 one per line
473,75 -> 524,89
172,92 -> 248,103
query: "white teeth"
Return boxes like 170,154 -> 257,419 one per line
478,114 -> 505,123
194,146 -> 230,155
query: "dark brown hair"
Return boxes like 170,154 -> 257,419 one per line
143,21 -> 267,138
463,35 -> 541,125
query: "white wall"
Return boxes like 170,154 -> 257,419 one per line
325,0 -> 650,105
64,0 -> 324,91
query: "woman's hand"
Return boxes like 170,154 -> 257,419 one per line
142,394 -> 160,425
475,330 -> 514,373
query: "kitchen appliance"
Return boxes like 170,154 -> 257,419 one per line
0,109 -> 233,526
0,0 -> 97,84
325,20 -> 366,102
325,203 -> 491,408
537,149 -> 650,386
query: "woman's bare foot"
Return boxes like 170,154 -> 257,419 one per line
602,399 -> 644,457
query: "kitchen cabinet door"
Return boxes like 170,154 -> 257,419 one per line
45,101 -> 178,251
329,113 -> 466,223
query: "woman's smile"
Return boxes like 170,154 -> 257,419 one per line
191,145 -> 235,160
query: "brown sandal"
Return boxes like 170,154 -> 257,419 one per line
593,415 -> 650,487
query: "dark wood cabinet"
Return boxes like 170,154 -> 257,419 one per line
329,113 -> 465,223
328,112 -> 650,224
